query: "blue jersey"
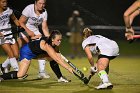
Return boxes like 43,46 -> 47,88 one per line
19,37 -> 59,61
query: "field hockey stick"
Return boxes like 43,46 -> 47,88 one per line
84,74 -> 94,84
133,35 -> 140,39
129,35 -> 140,43
60,54 -> 89,84
61,54 -> 84,78
73,71 -> 89,84
85,64 -> 98,84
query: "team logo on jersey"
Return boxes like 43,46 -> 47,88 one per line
0,14 -> 9,21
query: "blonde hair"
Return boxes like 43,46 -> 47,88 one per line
83,28 -> 93,39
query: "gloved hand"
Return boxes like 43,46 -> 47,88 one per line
125,27 -> 134,40
90,66 -> 97,75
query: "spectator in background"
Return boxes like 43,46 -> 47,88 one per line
67,10 -> 84,59
123,0 -> 140,40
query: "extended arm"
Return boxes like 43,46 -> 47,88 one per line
40,40 -> 73,73
123,1 -> 140,40
124,1 -> 140,28
19,15 -> 35,37
84,46 -> 94,66
84,46 -> 97,74
10,13 -> 20,27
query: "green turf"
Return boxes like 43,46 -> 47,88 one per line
0,56 -> 140,93
0,37 -> 140,92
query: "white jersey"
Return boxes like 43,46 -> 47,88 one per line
0,7 -> 15,45
22,4 -> 48,35
0,7 -> 12,31
82,35 -> 119,56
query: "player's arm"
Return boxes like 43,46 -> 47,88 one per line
123,1 -> 140,40
40,40 -> 73,73
84,46 -> 94,66
125,10 -> 139,40
129,10 -> 140,25
84,46 -> 97,74
19,15 -> 35,37
123,1 -> 140,29
42,20 -> 50,37
10,13 -> 20,27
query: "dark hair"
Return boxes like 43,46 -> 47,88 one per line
35,0 -> 46,3
48,30 -> 62,42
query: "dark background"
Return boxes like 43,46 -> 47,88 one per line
2,0 -> 139,56
8,0 -> 140,26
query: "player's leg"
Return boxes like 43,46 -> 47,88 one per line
4,41 -> 20,73
95,58 -> 113,89
50,60 -> 70,82
0,59 -> 31,81
38,59 -> 50,79
105,65 -> 109,74
0,58 -> 10,74
11,42 -> 19,59
17,59 -> 31,78
1,43 -> 19,71
0,39 -> 19,74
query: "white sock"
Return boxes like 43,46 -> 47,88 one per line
98,70 -> 109,83
9,57 -> 19,71
2,58 -> 10,68
38,59 -> 46,73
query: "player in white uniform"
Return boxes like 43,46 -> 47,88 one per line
0,0 -> 19,73
18,0 -> 50,79
82,28 -> 119,89
124,0 -> 140,40
18,0 -> 69,82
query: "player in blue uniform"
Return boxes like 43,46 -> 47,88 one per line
0,30 -> 73,81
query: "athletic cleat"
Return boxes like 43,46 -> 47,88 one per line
18,74 -> 28,80
38,72 -> 50,79
58,76 -> 71,83
95,82 -> 113,90
0,64 -> 5,74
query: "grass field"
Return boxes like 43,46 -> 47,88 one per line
0,56 -> 140,93
0,38 -> 140,93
